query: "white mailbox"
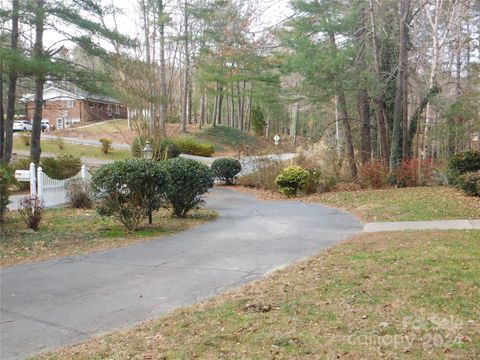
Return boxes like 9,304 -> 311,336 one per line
15,170 -> 30,181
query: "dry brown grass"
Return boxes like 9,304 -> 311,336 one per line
234,186 -> 480,223
1,208 -> 216,267
35,230 -> 480,359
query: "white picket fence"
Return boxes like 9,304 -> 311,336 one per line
25,162 -> 90,208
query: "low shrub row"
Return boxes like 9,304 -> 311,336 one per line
174,137 -> 215,157
131,136 -> 215,159
237,149 -> 480,198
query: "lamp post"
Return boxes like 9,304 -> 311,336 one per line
142,141 -> 154,224
142,140 -> 153,160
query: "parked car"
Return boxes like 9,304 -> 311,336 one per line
13,120 -> 32,132
41,119 -> 50,132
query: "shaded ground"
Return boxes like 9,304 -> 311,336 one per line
1,188 -> 361,360
34,230 -> 480,359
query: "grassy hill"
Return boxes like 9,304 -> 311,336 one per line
55,121 -> 289,157
182,125 -> 286,156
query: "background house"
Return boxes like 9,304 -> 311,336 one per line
22,86 -> 127,129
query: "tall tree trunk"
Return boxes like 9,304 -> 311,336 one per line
390,0 -> 410,171
358,89 -> 372,164
31,0 -> 46,166
239,81 -> 245,132
213,84 -> 218,127
1,0 -> 19,165
0,60 -> 4,161
217,85 -> 223,125
247,85 -> 252,132
230,84 -> 236,128
226,93 -> 230,126
368,0 -> 389,165
181,0 -> 189,132
329,32 -> 357,179
141,0 -> 155,135
199,85 -> 205,129
337,91 -> 357,179
292,103 -> 299,146
158,0 -> 167,137
402,70 -> 409,159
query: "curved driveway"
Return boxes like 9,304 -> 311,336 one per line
1,188 -> 362,359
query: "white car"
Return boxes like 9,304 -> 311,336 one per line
13,120 -> 33,132
41,119 -> 50,132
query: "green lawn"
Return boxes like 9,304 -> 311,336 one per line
1,207 -> 216,267
34,230 -> 480,359
13,137 -> 131,160
310,186 -> 480,222
60,119 -> 129,136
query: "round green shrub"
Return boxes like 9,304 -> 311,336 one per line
275,165 -> 309,197
455,171 -> 480,196
41,154 -> 81,180
90,159 -> 170,231
131,136 -> 181,160
211,158 -> 242,185
160,157 -> 213,217
447,150 -> 480,184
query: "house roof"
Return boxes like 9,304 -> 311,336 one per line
21,86 -> 121,105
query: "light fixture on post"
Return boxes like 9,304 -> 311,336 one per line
142,140 -> 153,160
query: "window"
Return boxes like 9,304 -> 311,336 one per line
65,100 -> 75,108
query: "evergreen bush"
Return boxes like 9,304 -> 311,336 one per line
455,172 -> 480,196
161,157 -> 213,217
211,158 -> 242,185
41,154 -> 82,180
90,159 -> 170,231
0,166 -> 14,223
447,150 -> 480,184
275,165 -> 309,197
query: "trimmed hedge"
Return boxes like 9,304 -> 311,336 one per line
41,154 -> 81,180
160,157 -> 213,217
211,158 -> 242,185
174,137 -> 215,157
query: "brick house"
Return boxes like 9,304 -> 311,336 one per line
22,86 -> 127,129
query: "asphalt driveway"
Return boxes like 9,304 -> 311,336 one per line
0,188 -> 362,359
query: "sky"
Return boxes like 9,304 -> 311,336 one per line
18,0 -> 293,54
101,0 -> 293,44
